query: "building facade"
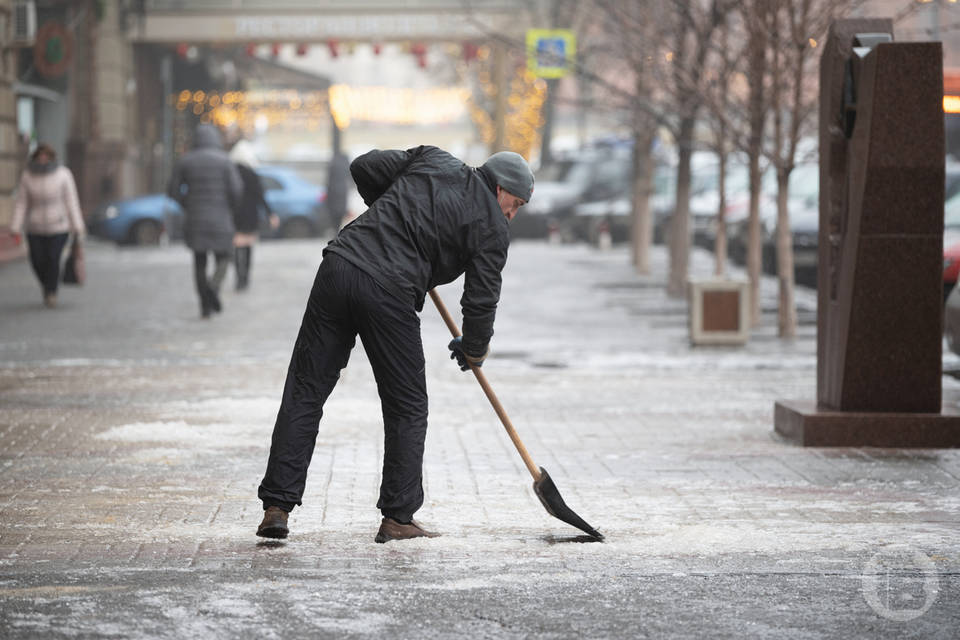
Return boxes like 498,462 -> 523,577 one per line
4,0 -> 960,229
0,0 -> 19,236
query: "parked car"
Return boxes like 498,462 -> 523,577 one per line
89,166 -> 327,245
771,201 -> 819,287
726,163 -> 817,265
941,191 -> 960,301
944,280 -> 960,354
256,165 -> 328,238
567,154 -> 693,247
944,189 -> 960,234
652,151 -> 742,246
88,193 -> 182,245
688,161 -> 763,249
513,147 -> 632,240
947,157 -> 960,201
570,197 -> 632,246
937,181 -> 960,350
943,241 -> 960,304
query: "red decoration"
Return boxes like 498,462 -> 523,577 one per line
34,21 -> 74,77
245,43 -> 257,57
463,42 -> 479,63
176,42 -> 189,59
327,39 -> 340,58
372,43 -> 382,56
296,43 -> 309,56
271,43 -> 281,57
411,42 -> 427,69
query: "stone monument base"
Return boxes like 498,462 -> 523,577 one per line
774,400 -> 960,447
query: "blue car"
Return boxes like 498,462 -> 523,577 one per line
88,166 -> 328,245
256,165 -> 328,238
88,193 -> 182,246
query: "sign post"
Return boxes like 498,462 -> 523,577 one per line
526,29 -> 576,79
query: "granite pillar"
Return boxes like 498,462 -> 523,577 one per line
774,19 -> 960,447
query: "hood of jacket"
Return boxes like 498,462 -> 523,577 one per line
194,124 -> 223,150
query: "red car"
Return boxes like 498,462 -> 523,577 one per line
943,242 -> 960,301
944,240 -> 960,303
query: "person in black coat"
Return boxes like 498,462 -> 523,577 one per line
256,146 -> 534,542
229,140 -> 279,290
167,124 -> 242,317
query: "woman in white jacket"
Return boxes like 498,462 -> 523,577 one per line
10,144 -> 86,307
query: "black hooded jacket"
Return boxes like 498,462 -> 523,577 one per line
167,124 -> 242,252
324,145 -> 509,357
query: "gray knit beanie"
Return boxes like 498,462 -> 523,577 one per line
481,151 -> 534,202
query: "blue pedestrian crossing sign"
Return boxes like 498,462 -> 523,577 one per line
526,29 -> 576,78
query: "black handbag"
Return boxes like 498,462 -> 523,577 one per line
62,238 -> 85,286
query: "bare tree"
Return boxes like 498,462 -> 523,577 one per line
700,13 -> 743,277
765,0 -> 861,337
590,0 -> 670,273
741,0 -> 772,326
589,0 -> 736,286
664,0 -> 734,297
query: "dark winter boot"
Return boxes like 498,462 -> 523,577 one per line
199,291 -> 212,319
207,286 -> 222,313
256,506 -> 289,539
374,517 -> 439,543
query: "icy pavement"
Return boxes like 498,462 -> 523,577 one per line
0,239 -> 958,638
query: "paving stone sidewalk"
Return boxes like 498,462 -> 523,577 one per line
0,238 -> 957,638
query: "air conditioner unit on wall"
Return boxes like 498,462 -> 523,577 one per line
11,0 -> 37,46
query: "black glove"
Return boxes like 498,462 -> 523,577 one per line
448,337 -> 487,371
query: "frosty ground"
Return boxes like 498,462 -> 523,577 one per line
0,238 -> 958,638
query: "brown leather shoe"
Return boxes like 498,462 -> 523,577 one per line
256,506 -> 289,539
374,517 -> 440,543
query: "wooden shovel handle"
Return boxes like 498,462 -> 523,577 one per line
429,289 -> 542,481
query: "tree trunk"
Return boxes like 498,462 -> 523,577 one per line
745,1 -> 768,326
714,150 -> 728,277
668,115 -> 696,297
776,171 -> 797,337
746,155 -> 763,326
631,126 -> 656,274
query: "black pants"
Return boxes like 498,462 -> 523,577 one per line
258,254 -> 428,522
234,246 -> 252,290
27,233 -> 69,295
193,250 -> 230,314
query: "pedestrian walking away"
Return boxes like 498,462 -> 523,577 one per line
229,138 -> 279,291
10,143 -> 86,308
256,145 -> 534,542
167,124 -> 242,318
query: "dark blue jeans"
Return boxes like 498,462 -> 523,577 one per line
258,254 -> 428,522
27,233 -> 69,295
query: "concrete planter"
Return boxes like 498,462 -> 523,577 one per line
688,278 -> 750,346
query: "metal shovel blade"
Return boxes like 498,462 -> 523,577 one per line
533,467 -> 604,541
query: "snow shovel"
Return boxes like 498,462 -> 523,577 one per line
429,289 -> 604,541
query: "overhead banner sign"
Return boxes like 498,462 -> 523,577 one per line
526,29 -> 576,78
131,13 -> 506,42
